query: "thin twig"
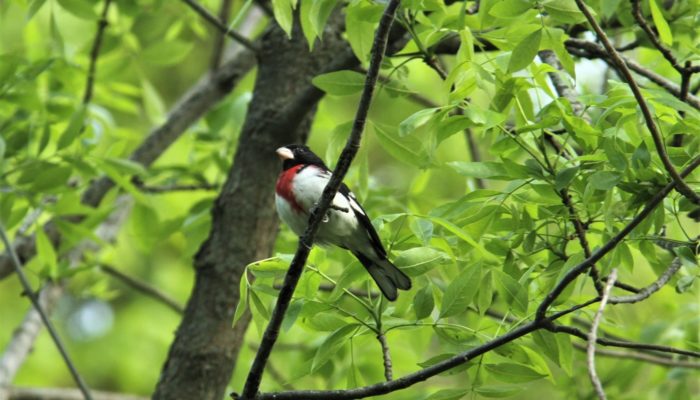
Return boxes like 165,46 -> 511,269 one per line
587,268 -> 617,400
236,1 -> 401,399
82,0 -> 113,105
7,387 -> 147,400
630,0 -> 683,73
134,182 -> 218,193
572,342 -> 700,369
210,0 -> 234,72
574,0 -> 700,205
100,265 -> 184,314
0,284 -> 63,392
560,188 -> 603,293
180,0 -> 258,53
376,333 -> 393,381
549,324 -> 700,358
0,226 -> 93,400
609,258 -> 681,304
564,40 -> 700,110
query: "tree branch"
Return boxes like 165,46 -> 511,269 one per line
100,265 -> 184,314
630,0 -> 683,74
7,387 -> 146,400
535,156 -> 700,321
376,333 -> 393,381
574,0 -> 700,205
82,0 -> 112,105
237,2 -> 401,398
609,257 -> 682,304
180,0 -> 259,53
564,39 -> 700,110
0,227 -> 93,400
587,269 -> 617,400
572,342 -> 700,369
548,324 -> 700,358
0,284 -> 63,394
210,0 -> 234,72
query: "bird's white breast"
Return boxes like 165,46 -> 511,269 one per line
275,166 -> 360,246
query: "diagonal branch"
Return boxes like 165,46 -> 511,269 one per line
237,1 -> 402,398
549,324 -> 700,358
536,156 -> 700,320
630,0 -> 683,74
255,158 -> 700,399
587,269 -> 617,400
180,0 -> 259,52
573,0 -> 700,205
0,227 -> 93,400
82,0 -> 113,105
100,265 -> 184,314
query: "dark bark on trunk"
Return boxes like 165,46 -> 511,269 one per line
152,14 -> 355,400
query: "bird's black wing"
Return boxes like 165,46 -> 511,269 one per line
339,183 -> 387,257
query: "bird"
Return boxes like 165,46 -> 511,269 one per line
274,144 -> 412,301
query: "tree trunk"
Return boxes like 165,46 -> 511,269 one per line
153,14 -> 355,400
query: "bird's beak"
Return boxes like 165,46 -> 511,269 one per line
276,147 -> 294,160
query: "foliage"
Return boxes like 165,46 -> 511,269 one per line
1,0 -> 699,399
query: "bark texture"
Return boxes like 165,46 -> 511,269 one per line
152,14 -> 356,400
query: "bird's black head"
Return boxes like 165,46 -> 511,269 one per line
276,144 -> 327,170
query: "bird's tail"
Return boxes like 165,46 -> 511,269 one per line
354,252 -> 411,301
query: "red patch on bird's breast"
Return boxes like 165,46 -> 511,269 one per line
276,164 -> 305,212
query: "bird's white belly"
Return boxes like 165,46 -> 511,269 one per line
275,167 -> 359,246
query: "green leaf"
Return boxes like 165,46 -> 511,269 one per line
309,0 -> 337,38
312,324 -> 357,371
409,218 -> 433,245
393,247 -> 450,277
426,389 -> 469,400
473,385 -> 523,398
36,228 -> 58,278
27,0 -> 48,21
56,0 -> 98,20
23,164 -> 72,192
271,0 -> 294,37
399,108 -> 440,137
232,275 -> 249,326
508,29 -> 541,72
448,161 -> 508,179
493,270 -> 528,315
543,0 -> 588,24
57,105 -> 87,149
312,70 -> 365,96
250,290 -> 271,320
248,256 -> 290,278
485,363 -> 546,383
427,216 -> 496,261
372,122 -> 430,168
649,0 -> 673,45
141,41 -> 194,66
554,166 -> 579,190
589,171 -> 622,190
477,270 -> 493,312
440,264 -> 481,318
489,0 -> 532,18
413,285 -> 435,319
631,141 -> 651,168
345,2 -> 382,62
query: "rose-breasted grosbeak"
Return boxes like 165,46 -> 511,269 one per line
275,144 -> 411,301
